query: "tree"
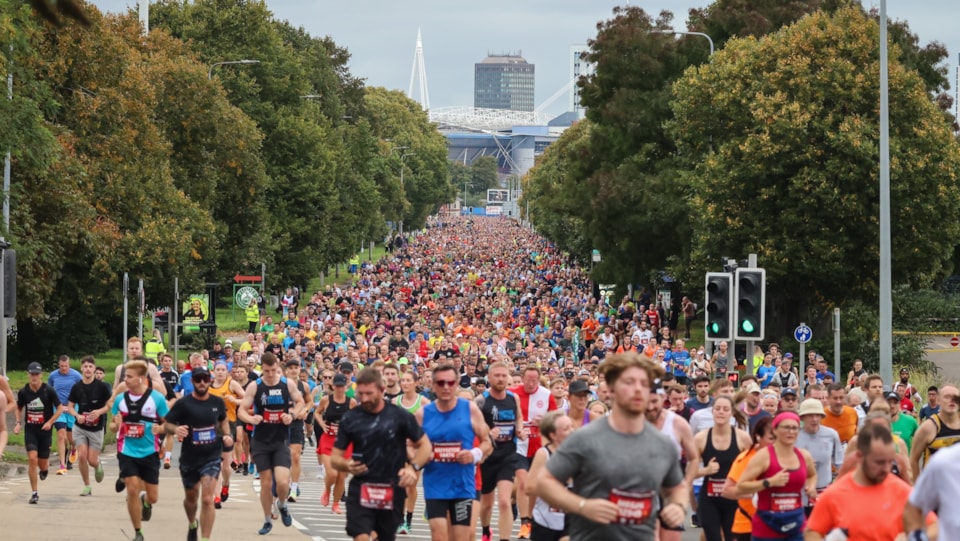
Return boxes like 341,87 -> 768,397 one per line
669,7 -> 960,337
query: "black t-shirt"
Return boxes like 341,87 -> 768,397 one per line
17,383 -> 60,428
164,394 -> 227,466
479,390 -> 520,460
384,390 -> 401,404
334,401 -> 424,484
67,379 -> 113,431
160,370 -> 179,400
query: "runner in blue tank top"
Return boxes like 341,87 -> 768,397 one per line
416,363 -> 492,541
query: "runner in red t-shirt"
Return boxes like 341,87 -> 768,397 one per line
511,366 -> 557,539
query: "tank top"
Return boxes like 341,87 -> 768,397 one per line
701,428 -> 741,498
395,393 -> 424,415
752,446 -> 807,538
322,394 -> 351,437
533,446 -> 566,530
659,409 -> 682,458
251,377 -> 292,443
208,379 -> 238,422
714,352 -> 729,377
923,413 -> 960,464
421,398 -> 476,500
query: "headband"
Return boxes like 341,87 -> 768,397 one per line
772,411 -> 801,429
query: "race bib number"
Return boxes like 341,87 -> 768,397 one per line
326,423 -> 339,436
771,492 -> 802,512
433,442 -> 462,463
706,478 -> 725,498
122,422 -> 146,439
494,422 -> 515,442
192,426 -> 217,445
360,483 -> 394,510
26,411 -> 44,424
609,489 -> 655,525
263,409 -> 284,424
526,423 -> 541,440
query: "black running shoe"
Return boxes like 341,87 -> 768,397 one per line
39,470 -> 48,481
29,492 -> 38,504
115,477 -> 126,493
187,521 -> 198,541
140,492 -> 152,522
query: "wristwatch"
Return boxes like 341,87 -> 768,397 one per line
762,479 -> 771,489
410,462 -> 423,472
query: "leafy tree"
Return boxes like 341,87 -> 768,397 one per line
669,7 -> 960,337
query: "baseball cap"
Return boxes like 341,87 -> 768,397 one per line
27,362 -> 43,374
191,366 -> 211,380
224,339 -> 233,347
332,374 -> 348,387
781,388 -> 798,397
900,368 -> 909,374
338,361 -> 355,373
783,352 -> 793,359
568,380 -> 590,395
884,391 -> 900,402
901,401 -> 914,412
743,381 -> 761,394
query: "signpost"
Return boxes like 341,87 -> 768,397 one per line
951,336 -> 959,348
795,323 -> 813,372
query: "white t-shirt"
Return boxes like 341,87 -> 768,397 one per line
909,443 -> 960,538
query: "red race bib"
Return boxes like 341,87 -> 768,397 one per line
771,492 -> 802,512
706,478 -> 725,498
433,442 -> 462,463
26,411 -> 44,424
526,423 -> 541,440
326,423 -> 339,436
609,489 -> 655,525
263,409 -> 283,424
360,483 -> 394,510
122,422 -> 146,438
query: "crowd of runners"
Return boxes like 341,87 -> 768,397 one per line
0,214 -> 958,541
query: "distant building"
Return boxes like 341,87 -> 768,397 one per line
569,45 -> 593,119
474,53 -> 535,112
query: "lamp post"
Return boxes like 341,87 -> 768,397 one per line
650,30 -> 715,56
208,59 -> 260,80
399,152 -> 416,235
878,0 -> 892,383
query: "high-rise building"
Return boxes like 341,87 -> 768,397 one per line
474,53 -> 535,112
570,45 -> 593,118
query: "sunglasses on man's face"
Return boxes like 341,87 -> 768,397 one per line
434,379 -> 458,388
192,374 -> 211,383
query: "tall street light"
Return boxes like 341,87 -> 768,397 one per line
879,0 -> 892,383
650,30 -> 715,56
399,152 -> 416,235
208,59 -> 260,80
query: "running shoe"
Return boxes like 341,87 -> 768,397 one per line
396,522 -> 410,535
242,463 -> 250,476
66,459 -> 73,470
80,486 -> 92,497
163,457 -> 171,470
331,502 -> 343,515
29,492 -> 39,504
511,503 -> 518,521
94,462 -> 104,483
481,533 -> 491,541
69,447 -> 78,464
254,471 -> 260,480
221,485 -> 230,503
132,533 -> 144,541
187,520 -> 199,541
140,491 -> 152,521
39,470 -> 48,481
214,496 -> 222,509
248,463 -> 256,476
115,477 -> 126,493
518,522 -> 532,539
258,522 -> 273,535
320,490 -> 330,507
230,460 -> 238,471
278,504 -> 293,527
57,466 -> 68,475
287,493 -> 297,503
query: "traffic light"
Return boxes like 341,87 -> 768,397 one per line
704,272 -> 733,341
735,268 -> 765,340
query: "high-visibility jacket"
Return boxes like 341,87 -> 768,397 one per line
245,303 -> 260,323
144,339 -> 165,361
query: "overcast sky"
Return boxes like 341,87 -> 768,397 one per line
90,1 -> 959,118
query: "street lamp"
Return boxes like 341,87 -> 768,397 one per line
399,152 -> 416,234
878,0 -> 892,383
650,30 -> 715,56
208,59 -> 260,80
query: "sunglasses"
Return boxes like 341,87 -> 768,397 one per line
434,379 -> 458,388
192,375 -> 211,383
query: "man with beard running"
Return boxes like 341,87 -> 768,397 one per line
111,360 -> 170,541
237,352 -> 307,535
416,363 -> 492,541
331,366 -> 431,541
806,424 -> 916,540
164,367 -> 233,541
14,362 -> 65,504
66,356 -> 112,496
478,361 -> 527,541
534,352 -> 687,541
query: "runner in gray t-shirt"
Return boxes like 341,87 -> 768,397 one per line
534,352 -> 687,541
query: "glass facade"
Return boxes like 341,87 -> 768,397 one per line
474,55 -> 535,112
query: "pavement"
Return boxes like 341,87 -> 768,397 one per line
923,334 -> 960,382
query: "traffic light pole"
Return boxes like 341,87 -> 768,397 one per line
746,253 -> 757,374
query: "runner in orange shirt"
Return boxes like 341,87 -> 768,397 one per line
721,416 -> 774,541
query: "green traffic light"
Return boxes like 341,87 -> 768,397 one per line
741,320 -> 755,333
709,322 -> 721,335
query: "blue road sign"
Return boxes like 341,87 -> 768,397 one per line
794,324 -> 813,344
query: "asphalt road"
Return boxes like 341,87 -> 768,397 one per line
924,334 -> 960,382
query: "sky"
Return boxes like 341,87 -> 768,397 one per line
90,1 -> 960,118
